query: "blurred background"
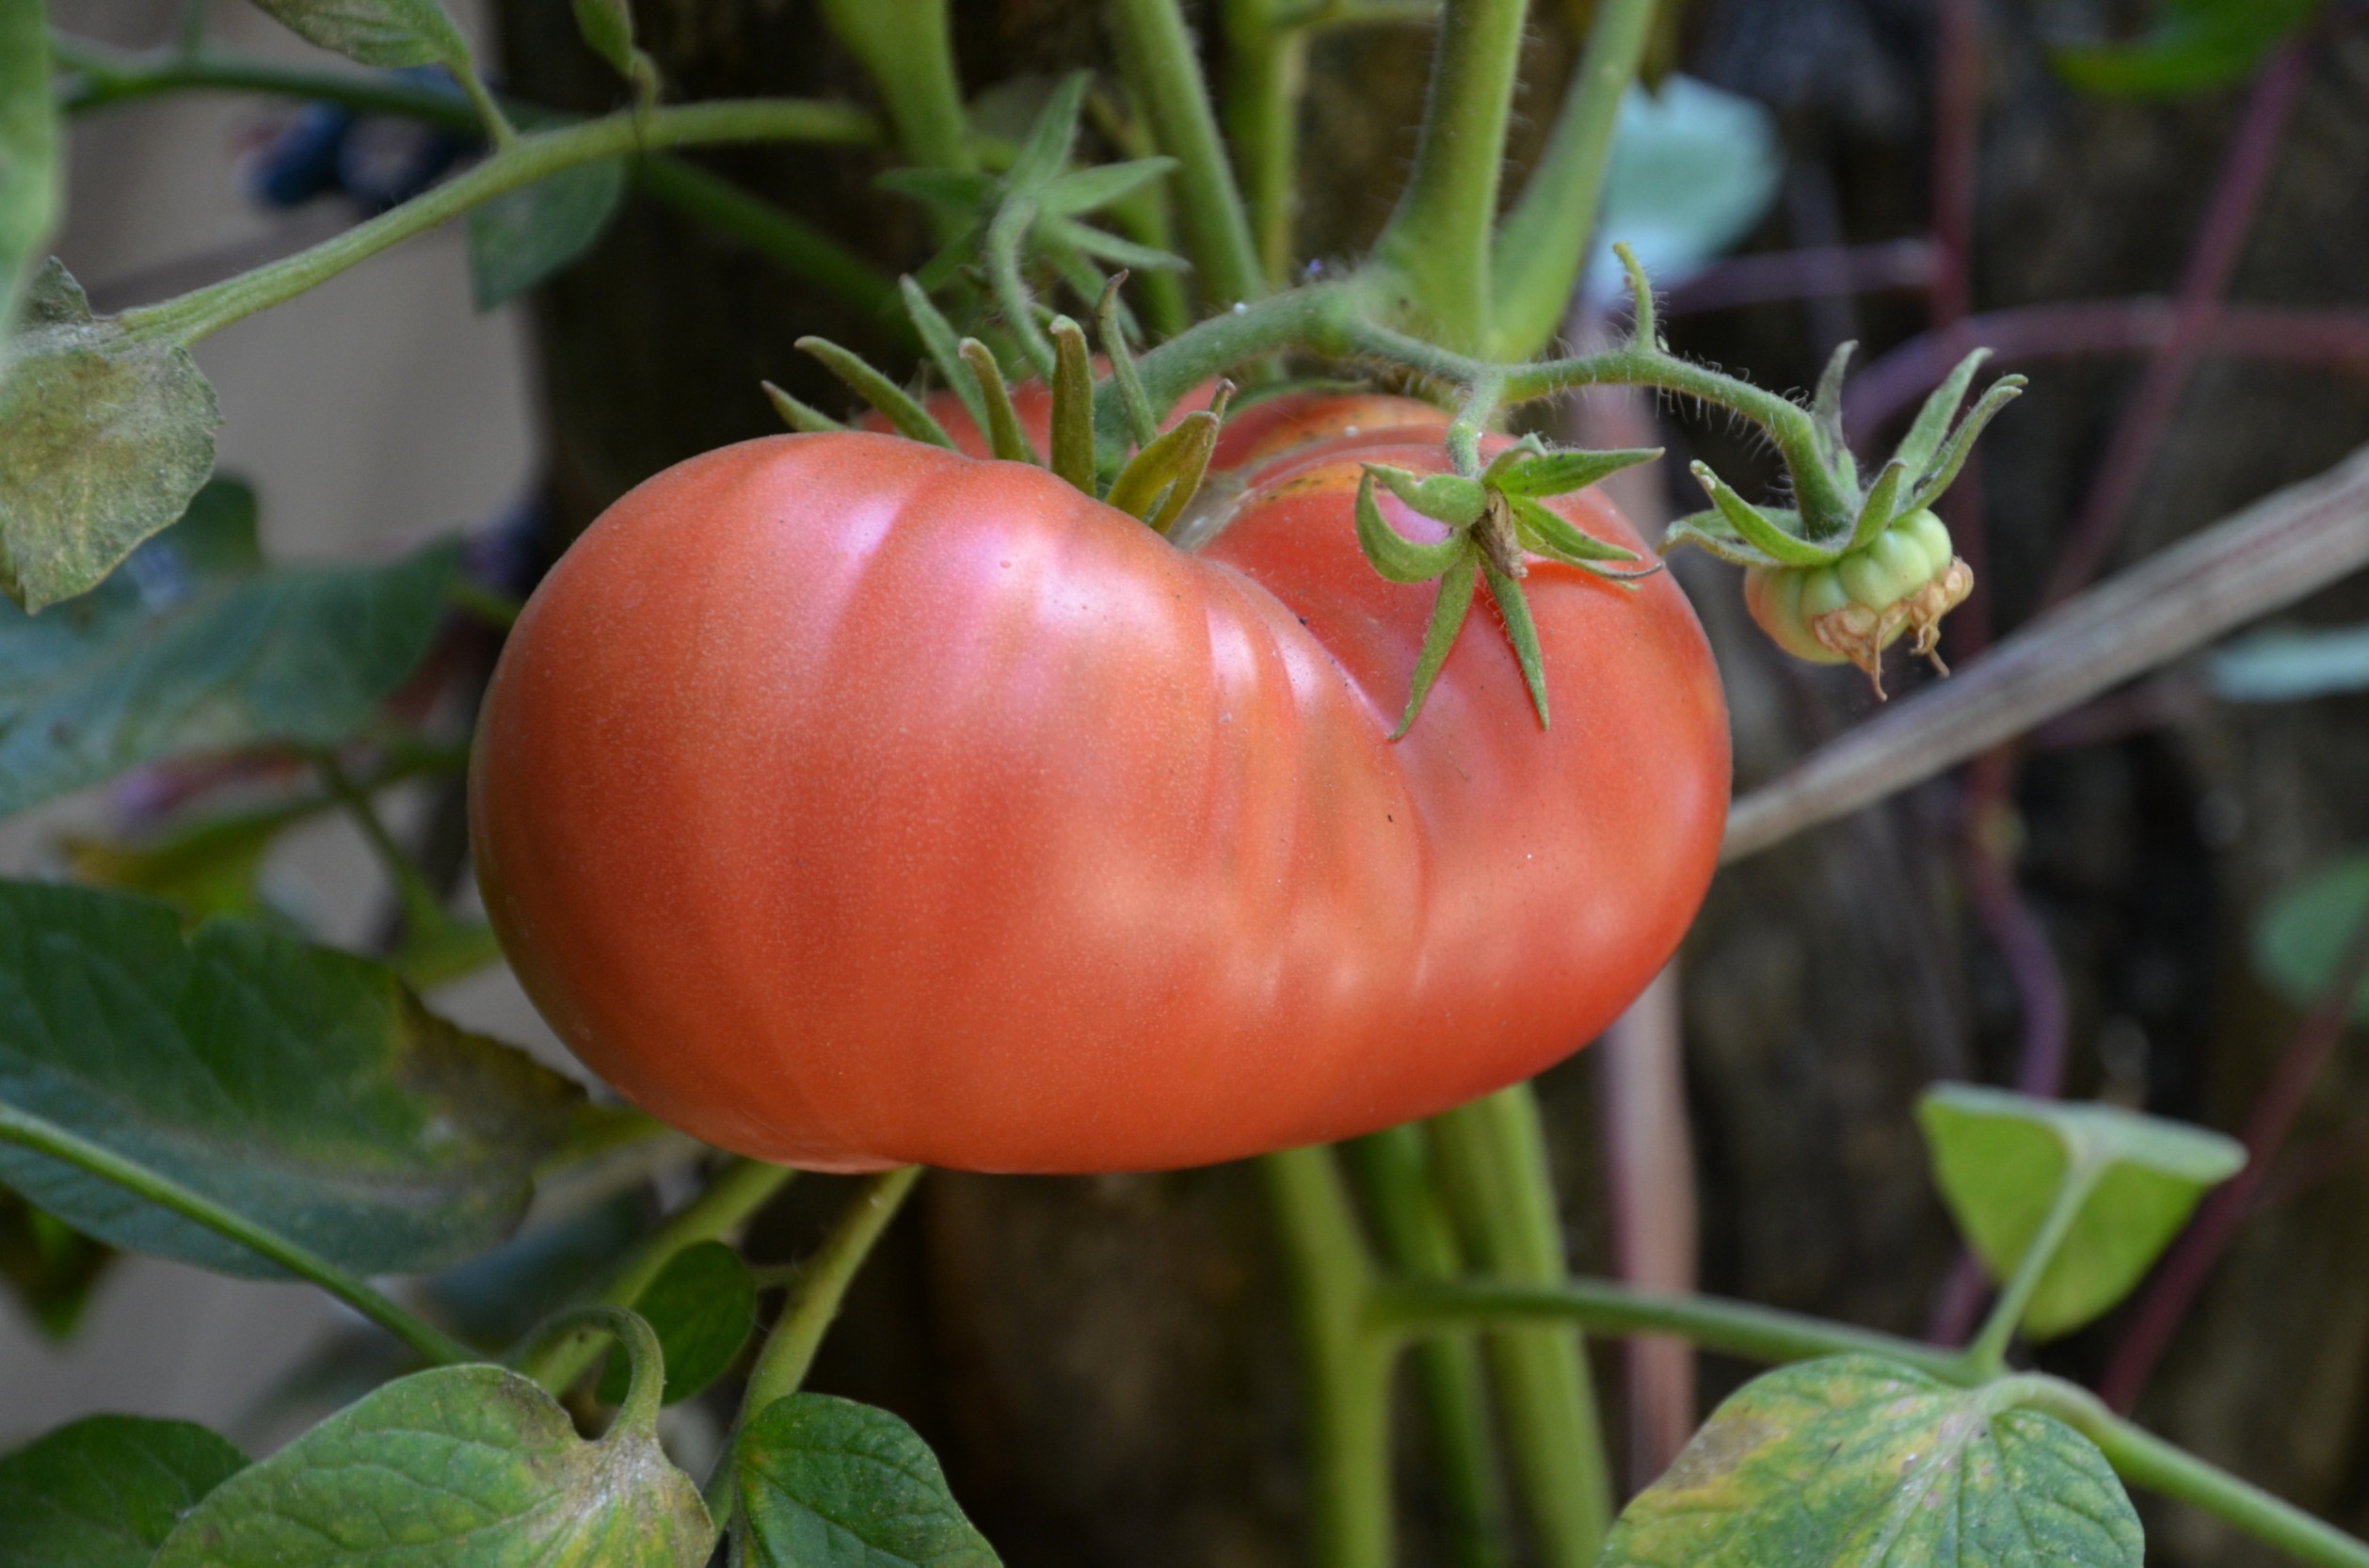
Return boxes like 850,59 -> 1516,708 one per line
14,2 -> 2369,1564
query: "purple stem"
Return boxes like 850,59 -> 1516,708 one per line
2099,904 -> 2369,1412
1844,301 -> 2369,445
1661,240 -> 1935,318
2041,42 -> 2311,604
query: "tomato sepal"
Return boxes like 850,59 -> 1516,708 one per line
795,335 -> 958,449
762,381 -> 846,435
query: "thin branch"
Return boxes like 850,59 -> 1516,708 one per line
1844,301 -> 2369,442
0,1103 -> 476,1367
1722,441 -> 2369,862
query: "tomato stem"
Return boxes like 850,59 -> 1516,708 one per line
518,1157 -> 798,1396
1109,0 -> 1266,310
1426,1090 -> 1614,1568
1363,0 -> 1531,348
738,1164 -> 922,1417
116,96 -> 883,344
1264,1145 -> 1398,1568
1486,0 -> 1660,360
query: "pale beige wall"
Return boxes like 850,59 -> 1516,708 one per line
2,0 -> 572,1448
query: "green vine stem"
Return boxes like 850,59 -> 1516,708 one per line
1375,1277 -> 2369,1568
1221,0 -> 1310,289
738,1165 -> 922,1416
1264,1145 -> 1397,1568
1365,0 -> 1531,346
115,97 -> 880,344
1346,1129 -> 1512,1568
0,1101 -> 477,1367
1426,1090 -> 1613,1568
1486,0 -> 1658,359
1109,0 -> 1266,308
53,34 -> 903,322
521,1305 -> 671,1434
814,0 -> 970,172
519,1156 -> 797,1394
1963,1153 -> 2105,1374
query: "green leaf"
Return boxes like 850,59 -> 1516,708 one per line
1039,157 -> 1177,217
598,1239 -> 757,1406
246,0 -> 474,71
1891,347 -> 1989,487
0,878 -> 589,1278
1396,548 -> 1479,740
1481,557 -> 1548,729
0,491 -> 459,818
1689,462 -> 1835,566
568,0 -> 656,99
1917,1084 -> 2246,1341
2208,624 -> 2369,703
1506,496 -> 1649,576
0,1415 -> 248,1568
1484,447 -> 1659,501
1048,315 -> 1095,491
959,341 -> 1038,465
1354,471 -> 1467,584
1006,73 -> 1089,192
1659,509 -> 1783,568
1845,459 -> 1910,552
765,380 -> 848,435
2251,851 -> 2369,1023
1599,1355 -> 2142,1568
60,801 -> 312,924
2053,0 -> 2319,100
1370,466 -> 1486,527
0,261 -> 221,612
899,278 -> 989,440
1105,412 -> 1219,529
468,159 -> 628,311
736,1393 -> 999,1568
798,336 -> 956,449
152,1361 -> 712,1566
1809,339 -> 1854,482
0,1189 -> 113,1337
875,168 -> 999,213
1903,376 -> 2025,515
0,0 -> 57,343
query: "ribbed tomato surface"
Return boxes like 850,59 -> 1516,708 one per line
471,426 -> 1727,1171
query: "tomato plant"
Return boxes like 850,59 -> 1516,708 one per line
471,425 -> 1725,1172
6,1 -> 2365,1567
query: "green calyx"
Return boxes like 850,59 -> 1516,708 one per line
1355,440 -> 1663,737
877,72 -> 1188,379
783,272 -> 1234,534
1742,508 -> 1973,696
1665,341 -> 2015,691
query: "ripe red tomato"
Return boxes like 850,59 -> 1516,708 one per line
472,425 -> 1727,1173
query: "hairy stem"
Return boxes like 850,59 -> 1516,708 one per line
55,35 -> 902,321
1222,0 -> 1310,289
1427,1090 -> 1614,1568
1109,0 -> 1266,308
118,98 -> 880,344
520,1157 -> 797,1394
0,1103 -> 476,1367
1365,0 -> 1529,346
813,0 -> 969,171
1264,1145 -> 1397,1568
1369,1276 -> 1971,1381
1347,1129 -> 1512,1568
1488,0 -> 1658,359
739,1166 -> 922,1417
